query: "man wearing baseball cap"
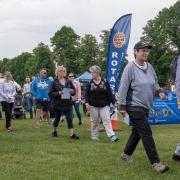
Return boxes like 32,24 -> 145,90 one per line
118,41 -> 169,173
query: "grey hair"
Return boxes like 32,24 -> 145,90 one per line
89,65 -> 101,74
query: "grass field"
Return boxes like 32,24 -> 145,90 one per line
0,115 -> 179,180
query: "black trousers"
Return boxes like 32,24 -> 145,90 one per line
124,109 -> 160,164
0,108 -> 2,119
1,101 -> 14,129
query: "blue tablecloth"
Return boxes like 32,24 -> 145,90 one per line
148,92 -> 180,125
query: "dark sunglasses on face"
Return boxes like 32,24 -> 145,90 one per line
69,76 -> 74,77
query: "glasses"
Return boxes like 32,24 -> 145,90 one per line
69,76 -> 74,77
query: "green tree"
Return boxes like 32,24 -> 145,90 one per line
98,29 -> 110,77
0,54 -> 33,84
51,26 -> 80,74
11,52 -> 33,84
0,58 -> 10,73
141,1 -> 180,85
0,43 -> 54,85
33,42 -> 55,77
79,34 -> 99,72
23,55 -> 38,78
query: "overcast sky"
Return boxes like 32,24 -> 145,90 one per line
0,0 -> 177,60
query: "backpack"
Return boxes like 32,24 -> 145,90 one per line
170,55 -> 180,81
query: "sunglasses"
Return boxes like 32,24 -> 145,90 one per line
69,76 -> 74,77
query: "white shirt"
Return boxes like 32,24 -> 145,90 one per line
23,83 -> 32,97
134,60 -> 148,70
0,79 -> 16,103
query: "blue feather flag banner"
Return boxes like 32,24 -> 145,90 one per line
106,14 -> 132,94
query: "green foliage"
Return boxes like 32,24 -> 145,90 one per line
0,26 -> 111,82
0,53 -> 33,85
0,43 -> 55,85
12,52 -> 33,84
98,29 -> 111,77
141,1 -> 180,85
50,26 -> 111,77
0,58 -> 11,73
60,2 -> 179,82
1,1 -> 178,85
32,42 -> 55,77
51,26 -> 80,75
79,34 -> 99,73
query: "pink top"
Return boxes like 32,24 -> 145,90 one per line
72,80 -> 81,101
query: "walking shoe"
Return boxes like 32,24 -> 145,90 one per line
152,163 -> 169,173
91,136 -> 100,141
110,135 -> 119,142
60,116 -> 65,123
121,152 -> 134,163
52,131 -> 57,137
70,133 -> 80,140
35,123 -> 40,129
78,120 -> 83,126
7,127 -> 13,132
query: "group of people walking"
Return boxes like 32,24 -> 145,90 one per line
0,64 -> 118,142
32,65 -> 118,141
0,41 -> 179,173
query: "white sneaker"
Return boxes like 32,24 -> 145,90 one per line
35,123 -> 40,128
91,136 -> 100,141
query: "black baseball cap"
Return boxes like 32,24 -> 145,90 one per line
134,41 -> 152,50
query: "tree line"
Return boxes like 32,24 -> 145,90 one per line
0,27 -> 110,85
0,1 -> 179,86
141,1 -> 179,86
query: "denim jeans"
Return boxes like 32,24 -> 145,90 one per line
73,101 -> 82,121
53,108 -> 73,129
25,96 -> 33,118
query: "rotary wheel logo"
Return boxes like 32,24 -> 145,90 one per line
113,32 -> 126,48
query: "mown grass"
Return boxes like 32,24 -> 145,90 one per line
0,115 -> 179,180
